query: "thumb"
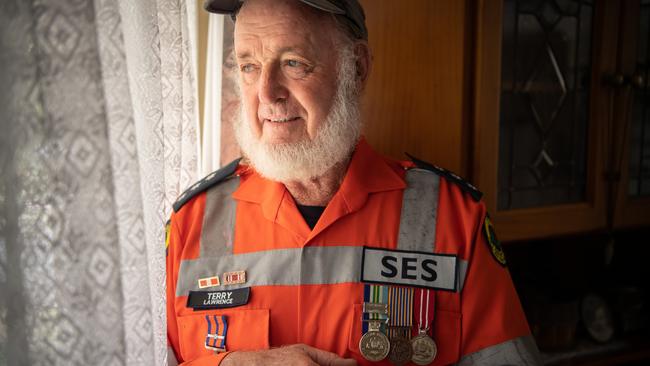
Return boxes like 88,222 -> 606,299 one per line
295,344 -> 358,366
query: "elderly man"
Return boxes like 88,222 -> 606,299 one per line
166,0 -> 541,365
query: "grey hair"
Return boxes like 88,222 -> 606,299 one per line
330,13 -> 360,46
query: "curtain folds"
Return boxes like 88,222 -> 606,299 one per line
0,0 -> 199,364
201,13 -> 225,176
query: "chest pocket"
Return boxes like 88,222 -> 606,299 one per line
347,303 -> 461,365
177,308 -> 270,361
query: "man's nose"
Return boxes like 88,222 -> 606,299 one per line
258,64 -> 289,105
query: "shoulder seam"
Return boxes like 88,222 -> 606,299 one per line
405,153 -> 483,202
172,157 -> 242,212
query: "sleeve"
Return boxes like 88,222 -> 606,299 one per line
166,213 -> 231,366
456,205 -> 543,366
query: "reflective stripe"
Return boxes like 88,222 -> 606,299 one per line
397,169 -> 439,252
176,245 -> 468,297
456,335 -> 542,366
177,246 -> 363,296
399,169 -> 472,292
200,177 -> 239,258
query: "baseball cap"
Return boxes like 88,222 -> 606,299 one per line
203,0 -> 368,40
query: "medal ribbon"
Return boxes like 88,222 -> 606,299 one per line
416,289 -> 436,333
387,286 -> 414,338
362,284 -> 388,334
388,286 -> 414,327
204,315 -> 228,352
418,289 -> 429,331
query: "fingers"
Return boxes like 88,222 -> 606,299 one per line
292,344 -> 358,366
221,345 -> 357,366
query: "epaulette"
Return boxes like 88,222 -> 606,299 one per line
172,158 -> 242,212
406,153 -> 483,202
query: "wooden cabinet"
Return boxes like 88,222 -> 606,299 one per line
360,0 -> 649,242
472,0 -> 650,241
473,0 -> 608,241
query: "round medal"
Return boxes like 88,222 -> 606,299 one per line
411,333 -> 437,365
359,330 -> 390,362
388,335 -> 413,365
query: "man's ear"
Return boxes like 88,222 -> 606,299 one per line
354,41 -> 372,91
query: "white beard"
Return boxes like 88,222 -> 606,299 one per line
234,46 -> 361,182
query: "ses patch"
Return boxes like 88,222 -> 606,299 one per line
361,247 -> 459,292
484,215 -> 506,267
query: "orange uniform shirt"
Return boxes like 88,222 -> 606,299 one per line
166,140 -> 533,365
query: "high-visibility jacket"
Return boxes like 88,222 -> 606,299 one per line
166,139 -> 541,365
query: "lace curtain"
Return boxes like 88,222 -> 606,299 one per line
0,0 -> 199,364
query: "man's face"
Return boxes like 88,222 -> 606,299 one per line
234,0 -> 340,146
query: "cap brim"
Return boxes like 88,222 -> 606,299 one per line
204,0 -> 344,15
300,0 -> 345,14
203,0 -> 242,14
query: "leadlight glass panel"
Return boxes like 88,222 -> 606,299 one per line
628,0 -> 650,197
498,0 -> 594,210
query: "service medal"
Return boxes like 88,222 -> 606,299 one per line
359,325 -> 391,361
360,285 -> 390,361
386,286 -> 415,365
388,332 -> 413,365
411,331 -> 437,365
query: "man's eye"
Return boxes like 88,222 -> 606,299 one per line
286,60 -> 302,68
283,60 -> 311,78
240,64 -> 257,73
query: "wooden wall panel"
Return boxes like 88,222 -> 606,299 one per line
360,0 -> 470,175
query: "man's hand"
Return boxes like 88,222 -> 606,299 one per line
220,344 -> 358,366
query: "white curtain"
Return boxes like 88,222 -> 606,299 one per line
0,0 -> 199,364
201,13 -> 225,175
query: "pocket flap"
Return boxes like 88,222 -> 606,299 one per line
178,308 -> 270,361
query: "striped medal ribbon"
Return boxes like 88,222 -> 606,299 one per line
204,315 -> 228,353
363,284 -> 389,332
359,284 -> 390,361
411,290 -> 438,365
387,286 -> 415,365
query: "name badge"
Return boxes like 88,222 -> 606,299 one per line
187,287 -> 250,310
361,247 -> 458,292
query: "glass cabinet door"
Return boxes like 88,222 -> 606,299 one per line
473,0 -> 618,241
498,0 -> 594,210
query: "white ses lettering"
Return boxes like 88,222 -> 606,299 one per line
203,291 -> 234,305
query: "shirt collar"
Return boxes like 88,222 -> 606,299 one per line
232,138 -> 406,223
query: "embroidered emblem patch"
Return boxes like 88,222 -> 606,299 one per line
484,215 -> 506,267
165,220 -> 171,257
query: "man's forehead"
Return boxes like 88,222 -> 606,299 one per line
234,0 -> 334,55
236,43 -> 313,57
